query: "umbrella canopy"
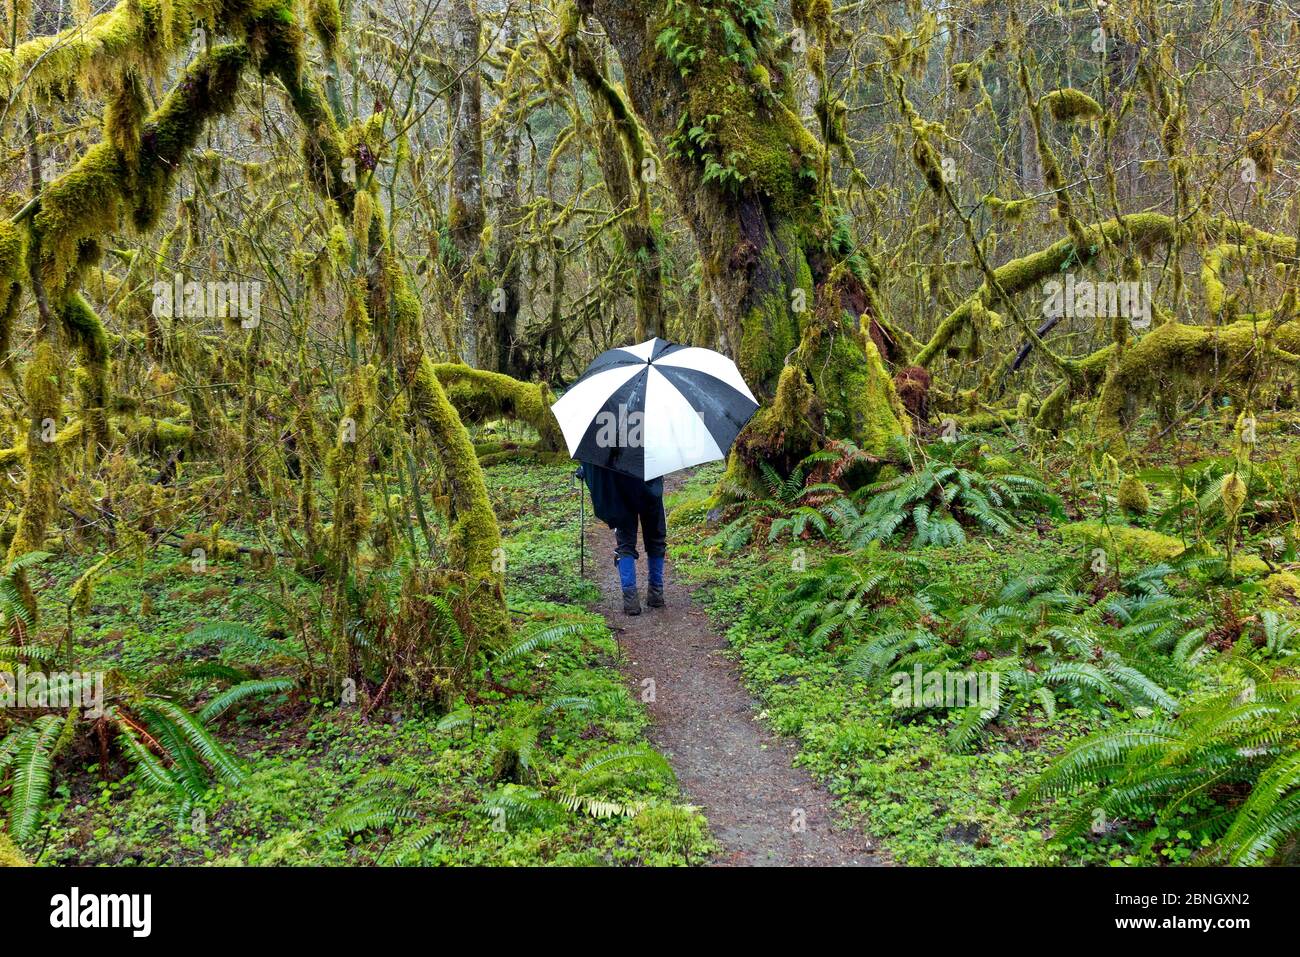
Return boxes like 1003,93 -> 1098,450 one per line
550,338 -> 759,480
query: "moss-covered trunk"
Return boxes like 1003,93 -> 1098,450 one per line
431,363 -> 564,452
591,98 -> 664,341
3,0 -> 509,648
447,0 -> 486,368
580,0 -> 906,472
561,22 -> 665,341
491,108 -> 525,376
272,11 -> 510,643
5,41 -> 248,619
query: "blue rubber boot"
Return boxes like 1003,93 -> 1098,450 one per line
617,557 -> 640,615
646,556 -> 665,608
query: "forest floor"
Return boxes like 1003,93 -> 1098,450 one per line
17,411 -> 1300,866
587,486 -> 881,866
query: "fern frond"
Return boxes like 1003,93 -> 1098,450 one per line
199,678 -> 295,723
496,622 -> 596,665
7,715 -> 62,845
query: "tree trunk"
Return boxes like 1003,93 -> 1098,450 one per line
448,0 -> 486,367
491,97 -> 524,375
579,0 -> 906,473
1018,106 -> 1050,228
562,30 -> 665,341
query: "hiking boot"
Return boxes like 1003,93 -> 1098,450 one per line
647,556 -> 665,608
622,587 -> 642,616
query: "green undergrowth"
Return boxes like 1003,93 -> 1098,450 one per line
672,508 -> 1098,865
20,460 -> 708,866
668,413 -> 1300,866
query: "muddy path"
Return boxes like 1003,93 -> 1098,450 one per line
585,480 -> 885,866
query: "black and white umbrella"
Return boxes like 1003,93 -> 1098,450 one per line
551,338 -> 759,480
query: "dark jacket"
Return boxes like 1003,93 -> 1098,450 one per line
579,463 -> 663,528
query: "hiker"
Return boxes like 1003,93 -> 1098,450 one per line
552,340 -> 757,616
578,463 -> 666,616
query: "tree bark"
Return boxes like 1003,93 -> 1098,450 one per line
1018,106 -> 1043,198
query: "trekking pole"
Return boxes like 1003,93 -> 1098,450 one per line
576,467 -> 585,578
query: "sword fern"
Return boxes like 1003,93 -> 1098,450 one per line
1015,658 -> 1300,864
830,439 -> 1061,550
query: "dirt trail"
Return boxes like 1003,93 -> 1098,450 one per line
586,485 -> 884,867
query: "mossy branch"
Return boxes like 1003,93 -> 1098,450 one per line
0,0 -> 213,107
253,17 -> 507,640
431,363 -> 564,452
892,73 -> 1077,382
915,214 -> 1298,372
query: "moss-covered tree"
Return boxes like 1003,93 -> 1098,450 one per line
577,0 -> 908,476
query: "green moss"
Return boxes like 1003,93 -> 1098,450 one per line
732,363 -> 820,479
1059,522 -> 1269,576
804,328 -> 907,456
308,0 -> 342,57
18,42 -> 246,497
0,419 -> 85,468
232,1 -> 507,645
983,194 -> 1033,222
1060,522 -> 1188,565
739,292 -> 797,391
179,532 -> 240,562
1231,555 -> 1271,577
133,43 -> 248,232
917,213 -> 1177,368
264,34 -> 350,206
1116,475 -> 1151,515
917,213 -> 1298,395
63,293 -> 109,360
63,295 -> 111,455
0,221 -> 26,363
2,0 -> 210,102
33,43 -> 249,295
131,417 -> 193,449
1264,571 -> 1300,602
951,61 -> 976,92
409,356 -> 507,642
352,188 -> 375,250
955,410 -> 1017,432
432,364 -> 564,452
33,143 -> 124,295
475,448 -> 569,468
906,111 -> 949,197
1202,250 -> 1232,317
1245,123 -> 1287,179
0,831 -> 27,866
8,341 -> 64,623
1201,232 -> 1297,317
1039,88 -> 1104,123
329,363 -> 375,584
667,21 -> 822,215
666,496 -> 713,527
104,70 -> 148,165
1093,319 -> 1300,447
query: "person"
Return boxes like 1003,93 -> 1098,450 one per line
578,463 -> 666,615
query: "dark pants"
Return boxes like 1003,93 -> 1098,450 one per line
613,499 -> 667,561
